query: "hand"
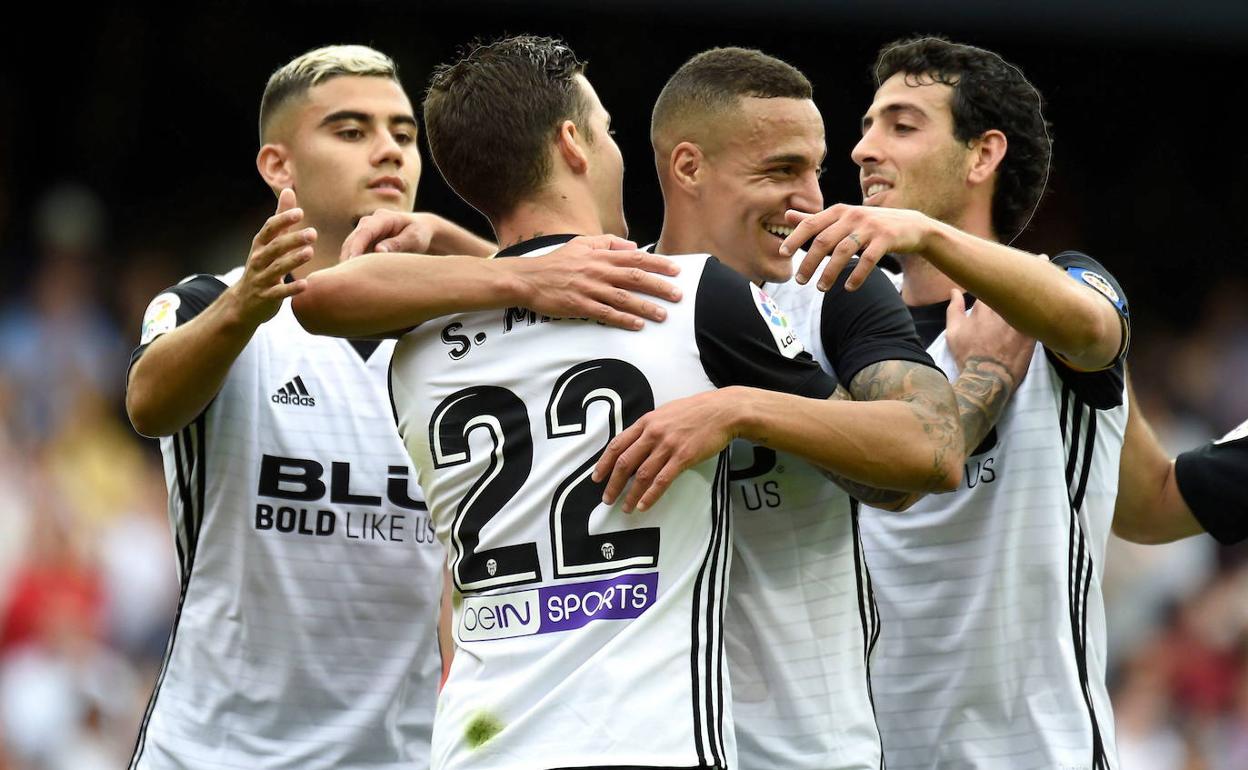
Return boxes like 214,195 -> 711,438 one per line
341,210 -> 443,261
592,389 -> 739,512
227,188 -> 315,327
946,290 -> 1035,387
780,204 -> 937,292
508,235 -> 683,330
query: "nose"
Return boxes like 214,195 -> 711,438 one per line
851,127 -> 881,170
371,131 -> 405,168
790,169 -> 824,215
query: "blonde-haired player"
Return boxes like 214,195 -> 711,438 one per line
125,42 -> 673,769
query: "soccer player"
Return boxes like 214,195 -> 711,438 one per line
591,47 -> 1030,770
781,37 -> 1131,769
124,44 -> 670,770
297,34 -> 970,769
1113,381 -> 1248,545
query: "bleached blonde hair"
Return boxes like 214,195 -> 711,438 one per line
259,44 -> 399,142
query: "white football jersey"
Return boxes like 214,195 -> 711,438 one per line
861,253 -> 1130,770
128,267 -> 445,770
389,235 -> 837,770
726,254 -> 936,770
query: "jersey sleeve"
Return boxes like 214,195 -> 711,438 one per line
1042,251 -> 1131,409
1174,419 -> 1248,544
817,259 -> 939,385
128,274 -> 229,371
693,257 -> 838,399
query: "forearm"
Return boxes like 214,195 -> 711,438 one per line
126,293 -> 257,437
1112,389 -> 1203,543
427,216 -> 496,258
954,356 -> 1018,458
293,253 -> 523,337
921,225 -> 1120,369
731,386 -> 961,493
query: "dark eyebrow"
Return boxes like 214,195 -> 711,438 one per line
319,110 -> 418,129
862,103 -> 927,132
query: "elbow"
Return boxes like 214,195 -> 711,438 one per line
290,290 -> 329,336
126,387 -> 171,438
932,453 -> 963,493
1111,513 -> 1171,545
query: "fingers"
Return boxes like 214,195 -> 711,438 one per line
946,288 -> 966,327
573,234 -> 639,252
622,449 -> 675,513
276,187 -> 297,215
781,205 -> 842,261
253,206 -> 304,250
594,422 -> 652,503
341,211 -> 408,261
252,228 -> 316,274
609,249 -> 682,278
631,457 -> 684,512
258,245 -> 314,285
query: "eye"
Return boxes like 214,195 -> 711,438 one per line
815,165 -> 826,179
769,166 -> 795,178
607,128 -> 617,137
894,123 -> 916,135
337,127 -> 365,141
393,131 -> 416,145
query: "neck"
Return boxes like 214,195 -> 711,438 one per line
493,195 -> 606,251
295,220 -> 348,280
899,203 -> 997,306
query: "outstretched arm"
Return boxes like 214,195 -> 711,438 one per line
293,235 -> 684,338
1112,376 -> 1204,544
781,205 -> 1126,371
127,189 -> 312,437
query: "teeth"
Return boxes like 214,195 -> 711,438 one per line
867,183 -> 889,197
763,224 -> 794,238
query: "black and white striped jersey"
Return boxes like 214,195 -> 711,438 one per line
861,252 -> 1130,770
726,253 -> 936,770
388,234 -> 837,770
127,268 -> 445,770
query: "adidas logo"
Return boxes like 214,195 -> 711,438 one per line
272,376 -> 316,407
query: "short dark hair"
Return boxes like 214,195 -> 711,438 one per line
873,36 -> 1051,240
424,35 -> 592,221
651,47 -> 812,153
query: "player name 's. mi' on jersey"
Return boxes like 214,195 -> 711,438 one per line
129,266 -> 444,770
389,234 -> 836,770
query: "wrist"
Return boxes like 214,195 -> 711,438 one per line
721,386 -> 761,442
218,285 -> 264,335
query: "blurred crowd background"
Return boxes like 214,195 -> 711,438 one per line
1,2 -> 1246,768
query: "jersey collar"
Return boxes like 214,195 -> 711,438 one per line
495,234 -> 579,258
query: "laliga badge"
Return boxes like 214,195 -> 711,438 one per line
140,293 -> 181,345
750,284 -> 803,359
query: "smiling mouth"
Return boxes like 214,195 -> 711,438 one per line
763,223 -> 794,239
864,182 -> 892,203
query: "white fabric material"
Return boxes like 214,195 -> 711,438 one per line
391,247 -> 736,770
861,321 -> 1126,770
726,269 -> 884,770
134,268 -> 444,770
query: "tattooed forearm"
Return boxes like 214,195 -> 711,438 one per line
954,356 -> 1018,457
850,360 -> 962,492
816,360 -> 962,509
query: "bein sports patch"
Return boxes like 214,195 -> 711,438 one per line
749,284 -> 803,359
458,572 -> 658,642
